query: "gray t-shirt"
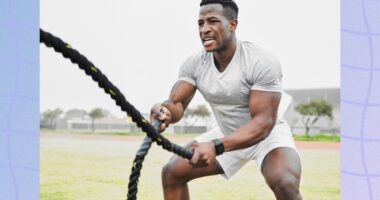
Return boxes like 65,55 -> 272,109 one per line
178,40 -> 283,136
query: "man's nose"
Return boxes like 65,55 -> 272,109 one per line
200,24 -> 211,34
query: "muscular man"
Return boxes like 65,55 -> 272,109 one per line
150,0 -> 302,199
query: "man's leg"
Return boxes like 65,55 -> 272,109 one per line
261,147 -> 302,200
162,141 -> 224,200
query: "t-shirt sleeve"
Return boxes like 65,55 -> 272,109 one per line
178,55 -> 197,86
250,54 -> 282,92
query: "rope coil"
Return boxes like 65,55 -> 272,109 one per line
40,28 -> 193,200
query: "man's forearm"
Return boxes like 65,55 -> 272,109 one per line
162,100 -> 184,123
221,117 -> 275,152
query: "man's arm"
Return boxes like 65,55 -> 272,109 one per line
190,90 -> 281,166
150,80 -> 196,132
221,90 -> 281,151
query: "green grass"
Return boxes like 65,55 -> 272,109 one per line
293,134 -> 340,142
41,133 -> 340,200
41,129 -> 340,142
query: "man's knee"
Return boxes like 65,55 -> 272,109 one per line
162,159 -> 189,186
262,147 -> 302,199
266,173 -> 300,195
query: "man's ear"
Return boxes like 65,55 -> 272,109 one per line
229,19 -> 238,32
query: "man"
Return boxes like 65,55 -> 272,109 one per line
150,0 -> 302,199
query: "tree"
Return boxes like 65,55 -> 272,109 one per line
88,108 -> 105,132
295,99 -> 333,136
192,105 -> 211,118
183,105 -> 211,133
42,108 -> 63,129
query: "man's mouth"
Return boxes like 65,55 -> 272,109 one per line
202,37 -> 215,46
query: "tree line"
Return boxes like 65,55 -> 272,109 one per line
41,107 -> 105,132
41,99 -> 333,135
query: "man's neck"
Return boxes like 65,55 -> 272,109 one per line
213,39 -> 237,72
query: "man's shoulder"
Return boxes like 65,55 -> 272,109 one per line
239,40 -> 281,69
185,49 -> 208,62
239,40 -> 278,61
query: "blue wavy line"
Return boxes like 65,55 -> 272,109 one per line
0,165 -> 39,173
341,63 -> 380,72
0,129 -> 39,137
341,169 -> 380,177
0,94 -> 38,101
341,134 -> 380,142
358,0 -> 375,198
341,99 -> 379,107
4,2 -> 21,198
341,28 -> 380,36
1,58 -> 38,66
5,59 -> 19,200
0,21 -> 36,31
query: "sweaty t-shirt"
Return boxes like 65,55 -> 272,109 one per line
178,40 -> 283,136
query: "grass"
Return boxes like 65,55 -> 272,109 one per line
293,134 -> 340,142
41,129 -> 340,142
40,132 -> 340,200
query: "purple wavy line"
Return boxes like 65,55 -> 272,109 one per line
341,134 -> 380,142
1,58 -> 39,66
341,28 -> 380,36
5,64 -> 20,200
341,99 -> 379,107
0,21 -> 36,31
5,70 -> 20,200
0,165 -> 39,173
0,95 -> 38,101
341,169 -> 380,178
0,129 -> 39,137
358,0 -> 375,198
341,63 -> 380,72
4,2 -> 21,198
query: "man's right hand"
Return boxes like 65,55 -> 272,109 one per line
150,103 -> 172,133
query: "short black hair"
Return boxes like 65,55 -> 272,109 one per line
200,0 -> 239,20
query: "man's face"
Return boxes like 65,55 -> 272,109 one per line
198,4 -> 235,52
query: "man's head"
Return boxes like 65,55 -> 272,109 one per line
198,0 -> 239,52
200,0 -> 238,20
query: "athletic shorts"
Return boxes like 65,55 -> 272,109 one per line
194,121 -> 298,179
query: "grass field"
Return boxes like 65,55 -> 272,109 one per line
40,132 -> 340,200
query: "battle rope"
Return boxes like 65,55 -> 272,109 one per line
40,29 -> 193,199
127,120 -> 161,200
127,137 -> 154,200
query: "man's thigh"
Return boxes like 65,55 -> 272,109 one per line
261,147 -> 301,185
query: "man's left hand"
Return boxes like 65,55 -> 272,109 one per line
189,142 -> 217,168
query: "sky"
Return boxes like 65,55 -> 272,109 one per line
40,0 -> 340,117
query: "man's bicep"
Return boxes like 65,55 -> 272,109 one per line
248,90 -> 281,121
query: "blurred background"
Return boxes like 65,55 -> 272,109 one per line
40,0 -> 340,136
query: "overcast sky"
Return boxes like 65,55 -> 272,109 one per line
40,0 -> 339,117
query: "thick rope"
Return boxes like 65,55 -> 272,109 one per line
127,137 -> 153,200
39,29 -> 192,158
40,28 -> 193,199
127,120 -> 161,200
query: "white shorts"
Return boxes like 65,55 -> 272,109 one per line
194,121 -> 297,179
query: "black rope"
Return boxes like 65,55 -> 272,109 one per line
127,137 -> 153,200
127,120 -> 161,200
39,28 -> 193,199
